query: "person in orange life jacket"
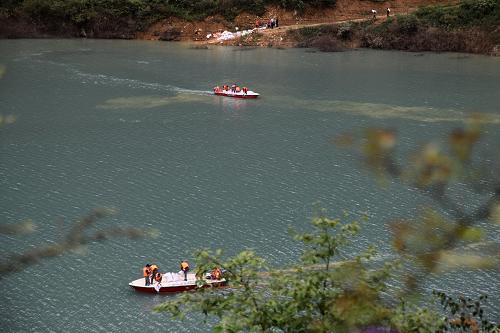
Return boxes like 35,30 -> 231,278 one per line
235,86 -> 241,93
150,264 -> 158,282
143,264 -> 151,286
211,267 -> 222,280
180,260 -> 189,281
154,272 -> 162,283
242,87 -> 248,94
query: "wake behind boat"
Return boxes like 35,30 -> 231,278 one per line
213,84 -> 259,99
129,272 -> 227,293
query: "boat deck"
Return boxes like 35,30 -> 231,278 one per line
129,272 -> 225,289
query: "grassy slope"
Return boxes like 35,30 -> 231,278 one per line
287,0 -> 500,54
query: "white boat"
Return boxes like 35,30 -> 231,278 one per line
129,272 -> 227,293
213,86 -> 259,99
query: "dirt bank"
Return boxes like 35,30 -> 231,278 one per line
136,0 -> 458,42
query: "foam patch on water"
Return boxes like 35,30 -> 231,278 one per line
97,94 -> 210,110
276,96 -> 500,124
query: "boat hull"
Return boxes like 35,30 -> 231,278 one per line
129,273 -> 227,294
214,92 -> 259,99
130,280 -> 227,293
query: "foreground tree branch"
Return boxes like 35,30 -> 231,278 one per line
0,208 -> 155,276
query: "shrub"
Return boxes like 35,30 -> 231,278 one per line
396,14 -> 419,35
337,22 -> 353,40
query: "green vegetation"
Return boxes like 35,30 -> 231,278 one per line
360,1 -> 500,53
368,0 -> 499,35
155,214 -> 498,332
0,0 -> 337,31
156,116 -> 500,332
288,0 -> 500,54
415,0 -> 500,29
156,214 -> 399,332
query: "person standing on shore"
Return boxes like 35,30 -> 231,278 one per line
387,8 -> 391,17
371,9 -> 377,20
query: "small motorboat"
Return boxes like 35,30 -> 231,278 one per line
129,272 -> 227,293
213,85 -> 259,99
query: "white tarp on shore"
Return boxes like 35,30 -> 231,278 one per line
210,27 -> 265,41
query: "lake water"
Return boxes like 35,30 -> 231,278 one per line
0,40 -> 499,331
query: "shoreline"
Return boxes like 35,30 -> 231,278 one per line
1,0 -> 498,56
1,19 -> 497,57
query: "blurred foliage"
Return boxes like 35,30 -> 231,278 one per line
155,114 -> 499,331
155,213 -> 498,332
337,114 -> 500,293
156,214 -> 400,332
0,219 -> 36,235
433,291 -> 498,332
0,208 -> 158,276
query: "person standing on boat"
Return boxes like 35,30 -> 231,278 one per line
211,267 -> 222,280
143,264 -> 151,286
180,260 -> 190,281
242,87 -> 248,95
150,263 -> 158,282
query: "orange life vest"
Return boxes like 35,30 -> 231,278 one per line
235,87 -> 241,92
143,267 -> 150,277
180,261 -> 189,270
212,268 -> 222,280
154,273 -> 162,282
150,264 -> 158,272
